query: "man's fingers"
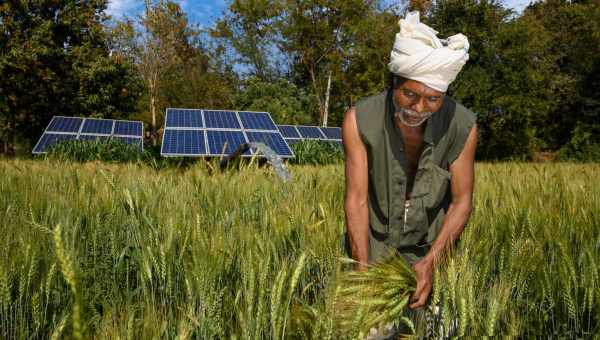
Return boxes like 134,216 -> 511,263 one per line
409,295 -> 427,309
411,283 -> 423,302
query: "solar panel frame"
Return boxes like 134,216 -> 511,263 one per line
297,125 -> 327,139
46,116 -> 84,133
33,116 -> 144,154
81,118 -> 114,135
239,111 -> 278,131
161,108 -> 295,158
246,131 -> 294,157
277,125 -> 301,139
161,129 -> 206,156
112,136 -> 144,147
165,108 -> 204,129
78,134 -> 110,142
206,129 -> 251,156
319,127 -> 342,141
113,120 -> 143,137
284,138 -> 302,145
32,133 -> 78,154
203,110 -> 241,129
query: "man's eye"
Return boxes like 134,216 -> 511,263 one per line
403,90 -> 416,97
428,97 -> 439,102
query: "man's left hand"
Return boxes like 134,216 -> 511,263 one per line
409,257 -> 434,309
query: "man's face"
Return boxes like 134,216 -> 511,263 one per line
393,79 -> 445,127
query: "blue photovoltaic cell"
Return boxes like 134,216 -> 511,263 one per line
33,133 -> 77,153
277,125 -> 301,138
46,117 -> 84,133
114,121 -> 143,136
239,111 -> 277,131
207,130 -> 247,155
246,131 -> 293,157
162,130 -> 205,155
204,110 -> 240,129
285,138 -> 301,145
320,127 -> 342,140
297,126 -> 325,139
166,109 -> 203,128
78,135 -> 110,141
82,119 -> 113,134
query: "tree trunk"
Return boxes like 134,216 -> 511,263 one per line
323,69 -> 332,127
308,67 -> 325,125
150,76 -> 157,146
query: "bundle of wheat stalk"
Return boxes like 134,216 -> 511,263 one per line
336,254 -> 417,337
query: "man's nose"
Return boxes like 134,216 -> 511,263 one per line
409,98 -> 426,113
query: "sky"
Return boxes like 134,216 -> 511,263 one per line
106,0 -> 228,27
106,0 -> 534,28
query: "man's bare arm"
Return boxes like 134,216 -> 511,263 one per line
410,124 -> 477,308
342,107 -> 370,270
426,124 -> 478,263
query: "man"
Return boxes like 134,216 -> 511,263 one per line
342,10 -> 477,317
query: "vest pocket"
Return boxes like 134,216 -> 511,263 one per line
425,164 -> 451,209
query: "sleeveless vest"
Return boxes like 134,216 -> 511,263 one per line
355,90 -> 476,261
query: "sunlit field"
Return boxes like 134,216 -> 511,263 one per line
1,160 -> 598,338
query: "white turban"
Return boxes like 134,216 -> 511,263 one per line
388,11 -> 470,93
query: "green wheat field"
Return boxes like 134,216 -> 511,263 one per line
1,159 -> 599,338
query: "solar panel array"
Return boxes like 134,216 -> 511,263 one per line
161,109 -> 294,158
32,116 -> 144,154
277,125 -> 342,145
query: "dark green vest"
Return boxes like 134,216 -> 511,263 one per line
355,90 -> 476,262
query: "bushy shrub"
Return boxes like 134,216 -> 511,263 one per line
45,139 -> 148,163
557,124 -> 600,162
289,140 -> 344,165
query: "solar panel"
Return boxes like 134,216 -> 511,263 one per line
206,130 -> 248,155
246,131 -> 293,157
297,126 -> 325,139
81,119 -> 113,134
32,133 -> 77,153
204,110 -> 240,129
161,130 -> 206,156
239,111 -> 278,131
165,109 -> 203,128
320,127 -> 342,140
277,125 -> 301,139
46,117 -> 84,133
33,116 -> 144,154
161,108 -> 294,158
114,121 -> 143,136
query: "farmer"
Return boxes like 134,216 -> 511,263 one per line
342,10 -> 477,329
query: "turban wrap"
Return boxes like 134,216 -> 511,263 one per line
388,11 -> 470,93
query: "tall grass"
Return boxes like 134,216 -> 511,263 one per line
0,160 -> 598,338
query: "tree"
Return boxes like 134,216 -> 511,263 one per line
522,0 -> 600,154
0,0 -> 141,154
132,0 -> 196,145
213,0 -> 284,82
235,77 -> 315,125
279,0 -> 375,126
427,0 -> 561,159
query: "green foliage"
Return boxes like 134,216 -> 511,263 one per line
45,139 -> 147,163
235,77 -> 316,125
289,140 -> 344,166
0,1 -> 142,153
557,123 -> 600,162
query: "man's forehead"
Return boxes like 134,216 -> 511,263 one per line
401,79 -> 444,97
